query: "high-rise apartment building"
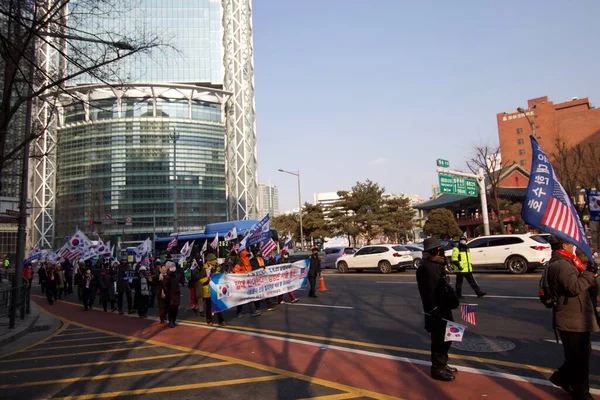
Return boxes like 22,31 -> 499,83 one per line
257,183 -> 279,218
497,96 -> 600,171
31,0 -> 259,248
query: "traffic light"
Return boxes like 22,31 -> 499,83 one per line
114,221 -> 123,226
89,220 -> 101,225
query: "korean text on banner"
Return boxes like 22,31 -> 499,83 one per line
521,136 -> 593,261
209,260 -> 309,313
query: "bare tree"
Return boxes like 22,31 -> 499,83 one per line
467,144 -> 507,234
0,0 -> 163,191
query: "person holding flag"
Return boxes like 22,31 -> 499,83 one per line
522,136 -> 600,399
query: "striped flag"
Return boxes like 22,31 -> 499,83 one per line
210,233 -> 219,250
261,239 -> 277,257
522,136 -> 592,261
166,237 -> 178,252
460,303 -> 477,325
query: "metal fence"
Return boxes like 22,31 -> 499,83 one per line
0,278 -> 31,327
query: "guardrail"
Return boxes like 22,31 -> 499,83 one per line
0,278 -> 31,326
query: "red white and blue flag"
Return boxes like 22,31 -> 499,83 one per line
460,303 -> 477,325
522,136 -> 592,261
166,237 -> 178,252
261,239 -> 278,257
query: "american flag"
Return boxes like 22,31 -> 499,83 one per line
261,239 -> 277,257
542,179 -> 581,241
166,237 -> 178,252
460,303 -> 476,325
57,245 -> 81,261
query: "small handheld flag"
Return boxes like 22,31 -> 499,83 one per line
166,237 -> 178,252
522,136 -> 593,262
585,189 -> 600,222
210,233 -> 219,250
444,320 -> 466,342
460,303 -> 477,325
224,227 -> 237,242
261,239 -> 277,257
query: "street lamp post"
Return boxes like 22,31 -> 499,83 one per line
278,169 -> 304,251
171,130 -> 180,234
517,107 -> 536,138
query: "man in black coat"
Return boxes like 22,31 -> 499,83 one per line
416,237 -> 456,382
308,247 -> 322,298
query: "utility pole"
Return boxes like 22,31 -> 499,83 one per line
278,169 -> 304,250
152,209 -> 156,254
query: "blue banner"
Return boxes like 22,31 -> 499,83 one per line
522,136 -> 592,260
586,189 -> 600,222
209,260 -> 309,313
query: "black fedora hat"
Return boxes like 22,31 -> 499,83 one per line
423,237 -> 442,252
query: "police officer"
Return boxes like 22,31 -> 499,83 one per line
416,237 -> 457,382
547,236 -> 599,400
452,235 -> 486,298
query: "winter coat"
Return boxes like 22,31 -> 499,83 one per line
233,251 -> 252,274
309,255 -> 322,277
250,256 -> 265,271
99,270 -> 116,301
38,267 -> 47,284
164,271 -> 183,307
416,255 -> 454,333
196,264 -> 221,299
116,265 -> 131,293
548,252 -> 600,333
82,274 -> 98,296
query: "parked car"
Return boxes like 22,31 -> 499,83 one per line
336,245 -> 413,274
322,247 -> 356,268
465,234 -> 551,274
402,244 -> 423,268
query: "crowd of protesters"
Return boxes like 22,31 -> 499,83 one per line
31,246 -> 322,329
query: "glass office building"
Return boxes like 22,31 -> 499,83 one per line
54,84 -> 228,243
32,0 -> 259,248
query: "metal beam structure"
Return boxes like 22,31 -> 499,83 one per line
222,0 -> 259,221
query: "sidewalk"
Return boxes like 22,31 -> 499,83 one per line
32,297 -> 588,400
0,301 -> 61,355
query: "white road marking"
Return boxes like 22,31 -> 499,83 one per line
286,303 -> 354,310
544,339 -> 600,351
463,294 -> 539,300
177,320 -> 600,395
375,281 -> 417,284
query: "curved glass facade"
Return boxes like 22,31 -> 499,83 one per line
55,84 -> 227,243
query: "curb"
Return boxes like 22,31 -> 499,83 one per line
0,301 -> 40,348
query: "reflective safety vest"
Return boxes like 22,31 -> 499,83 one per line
3,259 -> 9,268
451,247 -> 472,273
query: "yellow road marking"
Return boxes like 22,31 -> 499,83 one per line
0,361 -> 231,389
0,353 -> 189,375
51,375 -> 288,400
45,335 -> 114,344
55,331 -> 100,337
298,394 -> 361,400
30,339 -> 133,352
51,314 -> 401,400
0,317 -> 68,359
0,345 -> 155,364
178,317 -> 558,376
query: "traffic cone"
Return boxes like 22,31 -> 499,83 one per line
317,274 -> 328,291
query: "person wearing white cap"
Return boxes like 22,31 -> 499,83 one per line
135,265 -> 151,318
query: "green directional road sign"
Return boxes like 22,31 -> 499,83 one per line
438,173 -> 478,197
436,159 -> 450,168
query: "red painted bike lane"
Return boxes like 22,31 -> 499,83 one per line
34,298 -> 584,400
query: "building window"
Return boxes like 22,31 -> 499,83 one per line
517,128 -> 523,135
517,138 -> 524,145
520,160 -> 527,166
519,149 -> 525,155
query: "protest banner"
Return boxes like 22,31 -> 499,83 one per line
209,260 -> 309,313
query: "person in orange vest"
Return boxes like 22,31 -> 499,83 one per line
251,248 -> 276,311
233,250 -> 260,318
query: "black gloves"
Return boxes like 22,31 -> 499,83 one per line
587,262 -> 599,275
427,307 -> 442,320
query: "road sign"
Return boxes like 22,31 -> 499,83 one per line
438,173 -> 478,197
125,216 -> 133,226
436,159 -> 450,168
105,213 -> 112,220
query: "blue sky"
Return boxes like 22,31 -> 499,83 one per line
252,1 -> 600,212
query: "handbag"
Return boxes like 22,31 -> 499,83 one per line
444,277 -> 460,310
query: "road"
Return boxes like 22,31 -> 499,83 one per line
1,271 -> 598,399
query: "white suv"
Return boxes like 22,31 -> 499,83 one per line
336,245 -> 413,274
465,234 -> 551,274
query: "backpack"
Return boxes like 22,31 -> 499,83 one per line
539,266 -> 557,308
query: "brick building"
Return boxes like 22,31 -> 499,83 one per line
497,96 -> 600,170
